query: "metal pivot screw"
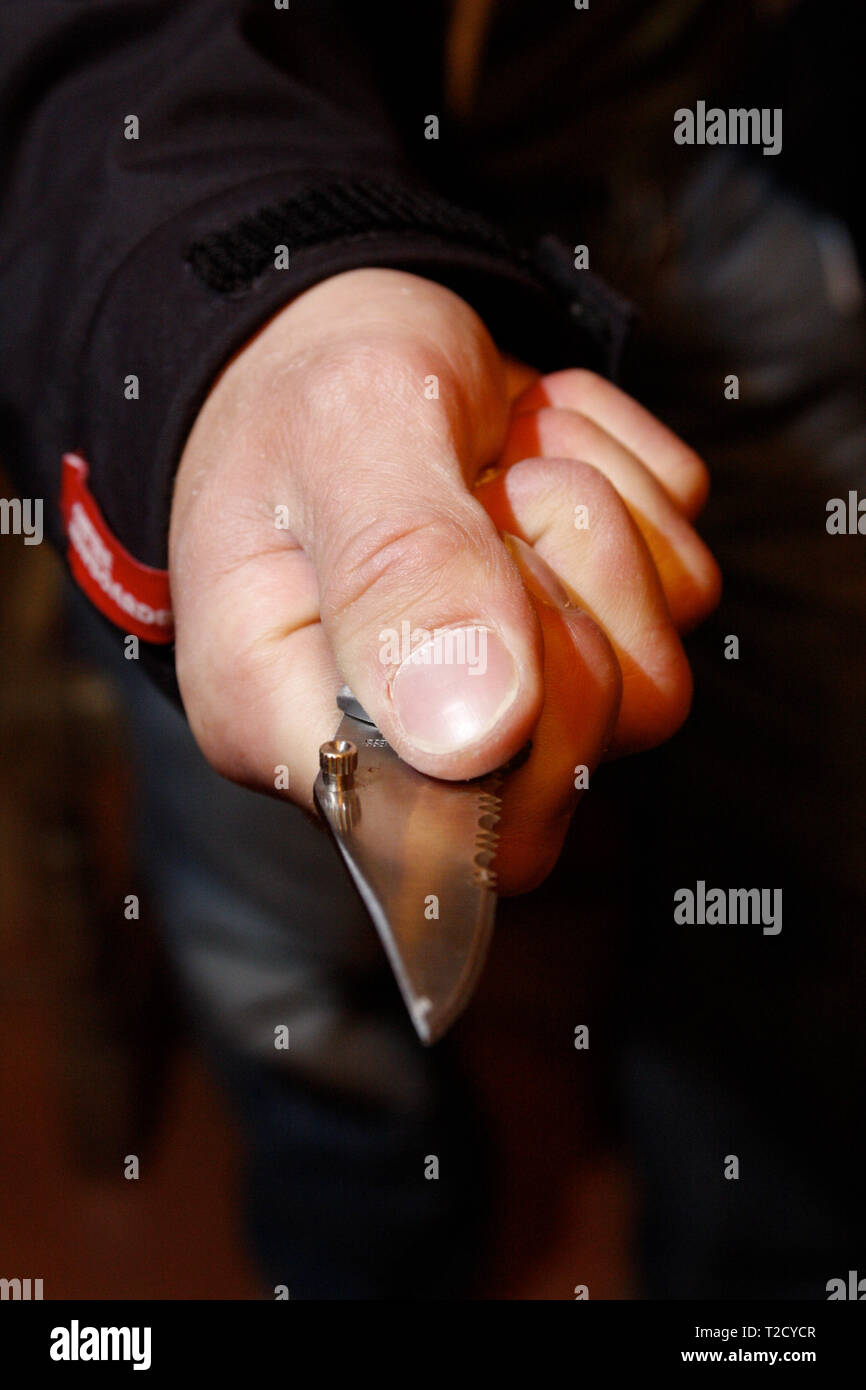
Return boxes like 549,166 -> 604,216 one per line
319,738 -> 358,790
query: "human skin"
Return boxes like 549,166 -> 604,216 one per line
169,267 -> 720,894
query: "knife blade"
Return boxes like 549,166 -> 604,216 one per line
314,685 -> 508,1044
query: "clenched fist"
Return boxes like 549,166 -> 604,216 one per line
169,268 -> 720,892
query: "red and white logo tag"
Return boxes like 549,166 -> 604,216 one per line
60,452 -> 174,644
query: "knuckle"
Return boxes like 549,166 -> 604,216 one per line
300,337 -> 424,420
567,459 -> 634,535
669,540 -> 723,632
507,453 -> 622,510
704,549 -> 723,608
636,639 -> 694,747
505,455 -> 635,550
542,366 -> 604,408
321,505 -> 493,624
676,447 -> 711,514
497,815 -> 572,896
306,328 -> 480,417
691,545 -> 723,613
532,406 -> 601,459
578,608 -> 624,696
499,849 -> 558,896
659,656 -> 694,740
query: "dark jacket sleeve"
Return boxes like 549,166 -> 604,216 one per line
0,0 -> 630,696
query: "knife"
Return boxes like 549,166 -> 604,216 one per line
314,684 -> 513,1045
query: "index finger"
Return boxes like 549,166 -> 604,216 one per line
512,368 -> 710,519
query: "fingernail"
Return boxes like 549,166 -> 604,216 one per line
390,624 -> 520,754
502,533 -> 573,610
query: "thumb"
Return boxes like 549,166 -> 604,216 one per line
291,331 -> 542,778
315,479 -> 545,779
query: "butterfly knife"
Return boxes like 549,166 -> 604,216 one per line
314,685 -> 516,1045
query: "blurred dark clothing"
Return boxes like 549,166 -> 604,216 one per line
445,0 -> 767,204
613,151 -> 866,1296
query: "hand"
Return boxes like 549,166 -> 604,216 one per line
169,268 -> 720,893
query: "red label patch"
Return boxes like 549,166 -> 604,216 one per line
60,452 -> 174,644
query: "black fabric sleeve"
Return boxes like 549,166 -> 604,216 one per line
0,0 -> 631,697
